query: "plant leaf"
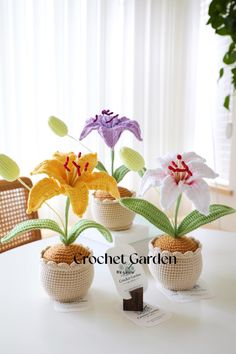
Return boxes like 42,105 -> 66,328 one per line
67,219 -> 112,244
1,219 -> 65,243
224,94 -> 230,110
176,204 -> 236,236
113,165 -> 130,183
96,160 -> 107,172
119,198 -> 175,236
218,67 -> 224,81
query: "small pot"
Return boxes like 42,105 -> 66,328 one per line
40,246 -> 94,302
91,191 -> 136,231
148,236 -> 202,290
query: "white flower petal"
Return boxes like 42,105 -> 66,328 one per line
189,161 -> 218,180
183,179 -> 210,215
140,168 -> 166,195
157,153 -> 176,169
160,175 -> 180,210
182,152 -> 206,164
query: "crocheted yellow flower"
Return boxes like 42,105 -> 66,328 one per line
27,151 -> 120,217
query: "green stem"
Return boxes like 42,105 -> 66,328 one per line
174,193 -> 182,236
64,197 -> 70,242
111,149 -> 115,176
138,167 -> 146,177
18,177 -> 65,230
67,134 -> 92,152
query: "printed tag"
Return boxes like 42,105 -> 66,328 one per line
107,245 -> 148,299
54,297 -> 91,312
156,280 -> 214,302
121,303 -> 171,327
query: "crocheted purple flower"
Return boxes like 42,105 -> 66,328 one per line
79,109 -> 142,149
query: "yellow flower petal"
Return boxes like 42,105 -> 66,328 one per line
84,172 -> 120,199
53,151 -> 76,164
27,178 -> 63,214
64,181 -> 89,217
31,159 -> 66,185
78,153 -> 97,173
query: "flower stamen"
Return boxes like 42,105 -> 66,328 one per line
168,154 -> 193,184
84,162 -> 89,171
63,156 -> 71,172
72,161 -> 81,176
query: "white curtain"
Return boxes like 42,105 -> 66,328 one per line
0,0 -> 201,219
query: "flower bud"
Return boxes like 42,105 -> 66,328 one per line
0,154 -> 20,181
119,147 -> 145,172
48,116 -> 68,137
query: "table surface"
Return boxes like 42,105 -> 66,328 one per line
0,227 -> 236,354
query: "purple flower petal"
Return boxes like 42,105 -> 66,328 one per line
98,125 -> 125,149
79,118 -> 100,140
79,110 -> 142,148
120,119 -> 143,141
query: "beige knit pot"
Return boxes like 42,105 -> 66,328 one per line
40,246 -> 94,302
148,236 -> 202,290
91,192 -> 136,231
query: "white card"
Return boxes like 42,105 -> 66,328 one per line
54,297 -> 91,312
156,280 -> 214,302
121,303 -> 171,327
107,245 -> 148,299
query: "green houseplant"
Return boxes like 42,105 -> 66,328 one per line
120,152 -> 235,290
207,0 -> 236,109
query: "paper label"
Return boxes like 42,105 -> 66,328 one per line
156,280 -> 214,302
121,303 -> 171,327
107,245 -> 148,299
54,297 -> 91,312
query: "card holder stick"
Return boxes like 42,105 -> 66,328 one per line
123,287 -> 143,311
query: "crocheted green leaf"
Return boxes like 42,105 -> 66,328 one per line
177,204 -> 236,236
119,198 -> 175,236
67,219 -> 112,244
113,165 -> 130,183
96,160 -> 107,172
0,219 -> 65,243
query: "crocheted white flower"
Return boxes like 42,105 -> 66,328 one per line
140,152 -> 218,215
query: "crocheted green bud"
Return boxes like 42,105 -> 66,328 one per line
119,147 -> 145,172
0,154 -> 20,181
48,116 -> 68,137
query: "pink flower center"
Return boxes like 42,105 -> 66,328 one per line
168,154 -> 193,184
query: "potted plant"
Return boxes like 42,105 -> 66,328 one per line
78,110 -> 144,230
120,152 -> 236,290
0,151 -> 119,302
207,0 -> 236,110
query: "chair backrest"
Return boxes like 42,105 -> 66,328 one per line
0,177 -> 41,253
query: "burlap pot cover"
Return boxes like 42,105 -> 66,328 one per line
148,236 -> 202,290
91,192 -> 136,231
40,246 -> 94,302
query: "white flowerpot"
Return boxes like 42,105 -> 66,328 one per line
40,246 -> 94,302
148,236 -> 202,290
91,193 -> 136,231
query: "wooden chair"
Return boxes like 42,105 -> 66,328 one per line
0,177 -> 41,253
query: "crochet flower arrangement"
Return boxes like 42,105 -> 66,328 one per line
0,152 -> 119,246
120,152 -> 235,237
48,110 -> 145,183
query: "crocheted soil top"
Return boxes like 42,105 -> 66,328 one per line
43,244 -> 91,264
94,186 -> 132,200
152,235 -> 199,253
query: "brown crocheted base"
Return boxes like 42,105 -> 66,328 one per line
94,186 -> 132,200
152,235 -> 199,253
43,244 -> 91,265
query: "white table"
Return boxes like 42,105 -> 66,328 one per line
0,228 -> 236,354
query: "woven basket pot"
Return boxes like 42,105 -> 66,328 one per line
91,190 -> 136,231
40,246 -> 94,302
148,236 -> 202,291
